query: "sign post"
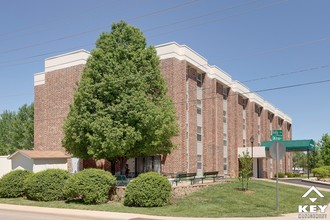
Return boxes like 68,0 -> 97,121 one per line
270,130 -> 285,212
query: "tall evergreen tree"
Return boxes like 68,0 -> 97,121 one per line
0,103 -> 34,155
0,110 -> 15,154
63,21 -> 178,166
12,104 -> 34,150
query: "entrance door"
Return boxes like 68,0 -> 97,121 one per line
257,158 -> 264,178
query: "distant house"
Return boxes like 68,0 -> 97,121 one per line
0,155 -> 11,178
8,150 -> 70,172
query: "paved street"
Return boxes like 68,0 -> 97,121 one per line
279,178 -> 330,190
0,203 -> 316,220
0,209 -> 112,220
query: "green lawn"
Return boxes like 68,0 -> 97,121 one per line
0,180 -> 329,217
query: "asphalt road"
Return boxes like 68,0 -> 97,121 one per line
0,210 -> 89,220
279,178 -> 330,190
0,209 -> 117,220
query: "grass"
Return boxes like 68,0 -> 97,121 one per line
0,180 -> 330,217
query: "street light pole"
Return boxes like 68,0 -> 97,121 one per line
250,135 -> 254,178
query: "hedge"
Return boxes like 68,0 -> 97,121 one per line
24,169 -> 70,201
0,170 -> 32,198
124,172 -> 171,207
64,168 -> 116,204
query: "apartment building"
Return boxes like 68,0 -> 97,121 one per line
34,42 -> 292,178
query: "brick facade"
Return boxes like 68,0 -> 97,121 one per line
34,43 -> 293,178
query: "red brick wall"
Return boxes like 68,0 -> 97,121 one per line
34,65 -> 85,152
159,58 -> 187,174
34,56 -> 293,178
203,76 -> 216,172
227,91 -> 241,177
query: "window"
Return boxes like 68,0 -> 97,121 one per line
243,119 -> 246,130
223,133 -> 227,140
197,107 -> 201,115
223,110 -> 227,116
223,87 -> 227,96
197,154 -> 202,169
197,126 -> 202,141
223,140 -> 227,146
223,117 -> 227,123
223,164 -> 227,171
196,74 -> 202,87
197,99 -> 202,106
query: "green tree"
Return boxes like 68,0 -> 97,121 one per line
309,145 -> 323,170
12,104 -> 34,150
0,110 -> 15,154
293,152 -> 307,171
63,21 -> 178,171
319,133 -> 330,165
238,152 -> 252,191
0,103 -> 34,155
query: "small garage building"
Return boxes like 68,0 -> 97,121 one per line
8,150 -> 70,172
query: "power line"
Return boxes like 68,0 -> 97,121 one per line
148,0 -> 288,38
219,36 -> 330,63
0,0 -> 201,55
241,64 -> 329,83
143,0 -> 259,33
0,0 -> 284,55
0,0 -> 292,70
0,43 -> 94,66
173,78 -> 330,105
0,0 -> 117,39
28,78 -> 330,122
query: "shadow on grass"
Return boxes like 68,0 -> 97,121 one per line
234,187 -> 256,194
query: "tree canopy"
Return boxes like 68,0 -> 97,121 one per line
0,103 -> 34,155
319,133 -> 330,165
63,21 -> 178,160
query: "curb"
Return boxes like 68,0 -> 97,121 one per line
302,179 -> 330,187
0,203 -> 301,220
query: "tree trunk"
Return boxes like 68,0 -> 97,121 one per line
109,159 -> 116,175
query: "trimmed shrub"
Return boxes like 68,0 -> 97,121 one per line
292,173 -> 301,177
64,168 -> 116,204
124,172 -> 171,207
286,173 -> 293,178
0,170 -> 32,198
274,172 -> 285,178
24,169 -> 70,201
312,167 -> 329,180
321,166 -> 330,174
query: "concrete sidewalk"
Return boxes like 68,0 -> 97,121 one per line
0,203 -> 326,220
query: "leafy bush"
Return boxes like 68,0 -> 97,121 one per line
24,169 -> 70,201
292,173 -> 301,177
321,166 -> 330,174
64,168 -> 116,204
286,173 -> 293,178
274,172 -> 285,178
312,167 -> 329,179
124,172 -> 171,207
0,170 -> 32,198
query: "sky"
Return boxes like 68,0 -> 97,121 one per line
0,0 -> 329,142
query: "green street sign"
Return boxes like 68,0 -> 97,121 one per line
272,130 -> 283,136
271,130 -> 283,141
